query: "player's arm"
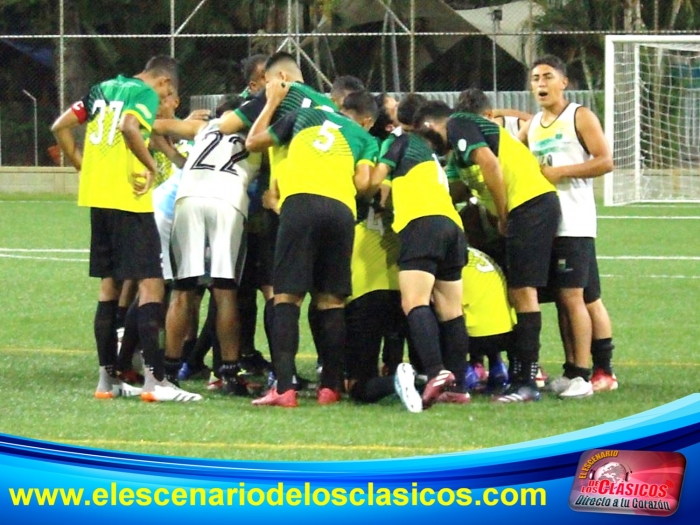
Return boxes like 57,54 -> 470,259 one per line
445,154 -> 469,204
540,107 -> 613,184
355,136 -> 379,195
369,134 -> 403,195
262,177 -> 281,214
245,81 -> 291,152
153,118 -> 206,141
119,114 -> 158,195
149,134 -> 186,169
492,108 -> 532,121
471,146 -> 507,235
517,118 -> 532,146
50,101 -> 87,171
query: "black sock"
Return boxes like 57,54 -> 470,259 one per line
513,312 -> 542,382
115,305 -> 128,331
381,332 -> 405,375
180,338 -> 197,365
94,300 -> 118,376
117,297 -> 140,372
563,361 -> 577,379
592,338 -> 614,374
570,365 -> 591,381
308,303 -> 323,367
264,298 -> 275,361
188,296 -> 216,368
406,305 -> 443,379
439,316 -> 469,388
272,303 -> 300,393
350,377 -> 395,403
164,357 -> 181,383
239,289 -> 258,355
315,308 -> 346,392
138,302 -> 165,381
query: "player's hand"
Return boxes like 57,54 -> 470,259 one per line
540,164 -> 563,184
266,79 -> 290,106
186,109 -> 211,121
262,188 -> 281,215
131,170 -> 154,196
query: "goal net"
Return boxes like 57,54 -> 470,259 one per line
604,36 -> 700,205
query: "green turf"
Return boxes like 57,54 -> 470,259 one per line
1,198 -> 698,461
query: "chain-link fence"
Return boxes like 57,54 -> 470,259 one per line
0,0 -> 697,166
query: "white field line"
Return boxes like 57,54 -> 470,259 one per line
598,216 -> 700,219
0,248 -> 88,253
597,255 -> 700,261
601,273 -> 700,279
0,254 -> 88,262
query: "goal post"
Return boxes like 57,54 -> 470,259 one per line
604,35 -> 700,206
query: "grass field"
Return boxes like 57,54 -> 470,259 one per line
1,194 -> 699,461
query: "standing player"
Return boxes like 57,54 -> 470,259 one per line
521,55 -> 617,396
415,100 -> 560,403
51,55 -> 200,402
154,94 -> 260,396
246,86 -> 378,407
370,97 -> 471,411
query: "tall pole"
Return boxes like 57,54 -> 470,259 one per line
409,0 -> 415,93
59,0 -> 65,112
170,0 -> 176,56
22,90 -> 38,166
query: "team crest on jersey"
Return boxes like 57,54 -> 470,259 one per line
457,138 -> 467,152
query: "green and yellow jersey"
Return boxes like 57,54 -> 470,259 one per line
348,207 -> 400,303
78,75 -> 159,213
235,82 -> 338,184
378,130 -> 462,233
462,247 -> 515,338
268,107 -> 377,217
446,112 -> 555,212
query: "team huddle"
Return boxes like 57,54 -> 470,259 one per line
50,51 -> 618,411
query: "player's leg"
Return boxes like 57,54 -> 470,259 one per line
495,193 -> 560,403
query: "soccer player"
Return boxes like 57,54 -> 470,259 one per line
415,100 -> 560,403
154,94 -> 260,396
369,97 -> 470,411
344,197 -> 414,408
521,54 -> 617,396
51,55 -> 200,402
246,86 -> 378,407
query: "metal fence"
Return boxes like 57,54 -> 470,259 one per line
0,0 -> 696,166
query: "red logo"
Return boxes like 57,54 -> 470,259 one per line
569,449 -> 685,516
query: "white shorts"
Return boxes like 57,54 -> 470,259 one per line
170,197 -> 246,282
153,210 -> 174,281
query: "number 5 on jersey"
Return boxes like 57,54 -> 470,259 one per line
313,120 -> 342,152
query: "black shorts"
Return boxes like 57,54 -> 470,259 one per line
273,194 -> 354,296
506,192 -> 561,289
398,216 -> 467,282
549,237 -> 595,289
470,332 -> 513,358
345,290 -> 405,381
89,208 -> 162,280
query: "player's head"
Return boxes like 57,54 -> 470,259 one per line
157,86 -> 180,119
369,93 -> 398,140
455,88 -> 492,117
397,93 -> 428,131
341,90 -> 378,130
215,94 -> 246,118
531,54 -> 568,109
142,55 -> 179,99
413,100 -> 452,155
330,75 -> 365,107
264,51 -> 304,83
242,54 -> 269,96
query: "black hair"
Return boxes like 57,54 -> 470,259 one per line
264,51 -> 298,71
331,75 -> 365,98
455,88 -> 492,115
341,90 -> 378,121
532,54 -> 568,76
242,54 -> 269,82
412,100 -> 452,128
144,55 -> 179,87
397,93 -> 427,127
369,93 -> 393,140
215,94 -> 245,118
